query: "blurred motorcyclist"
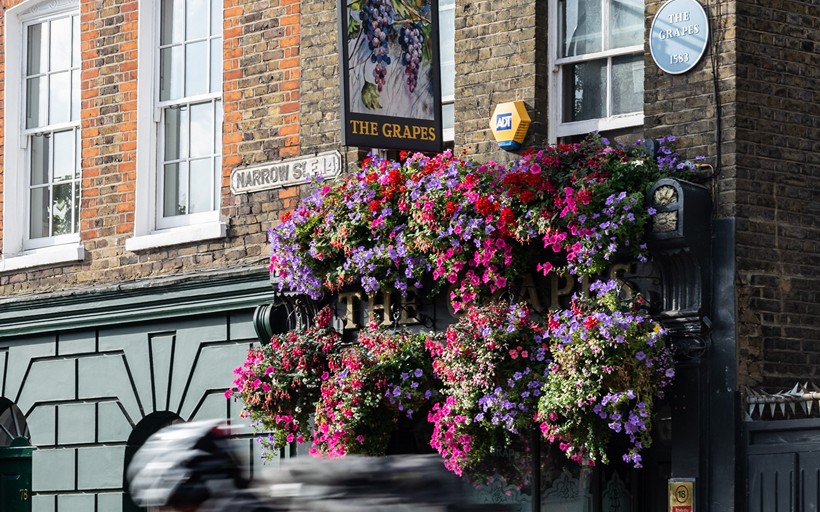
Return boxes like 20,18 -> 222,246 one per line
126,420 -> 274,511
127,420 -> 510,511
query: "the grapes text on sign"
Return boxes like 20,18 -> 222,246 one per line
649,0 -> 710,75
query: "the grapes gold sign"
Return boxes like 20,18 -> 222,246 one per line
338,0 -> 443,152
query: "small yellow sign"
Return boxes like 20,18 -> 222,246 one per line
490,101 -> 531,150
668,479 -> 695,512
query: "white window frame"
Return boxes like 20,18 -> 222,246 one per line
439,0 -> 455,142
128,0 -> 226,252
2,0 -> 85,272
548,0 -> 644,142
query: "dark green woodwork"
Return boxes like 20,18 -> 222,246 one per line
0,269 -> 279,510
0,268 -> 275,338
646,179 -> 743,512
745,419 -> 820,512
0,446 -> 33,512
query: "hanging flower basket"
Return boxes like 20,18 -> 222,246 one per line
311,328 -> 437,457
228,306 -> 342,459
230,308 -> 438,459
536,280 -> 675,468
426,300 -> 550,488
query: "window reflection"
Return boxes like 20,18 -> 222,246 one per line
610,0 -> 644,48
557,0 -> 644,130
612,54 -> 643,115
561,0 -> 603,57
24,14 -> 81,242
158,0 -> 222,223
567,60 -> 606,122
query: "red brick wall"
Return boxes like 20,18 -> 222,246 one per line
79,0 -> 139,253
0,0 -> 309,295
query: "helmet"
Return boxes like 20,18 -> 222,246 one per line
126,420 -> 248,509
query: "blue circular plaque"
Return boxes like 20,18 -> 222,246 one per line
649,0 -> 710,74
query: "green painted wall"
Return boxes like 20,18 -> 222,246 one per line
0,272 -> 278,512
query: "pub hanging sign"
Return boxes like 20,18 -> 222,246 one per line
338,0 -> 443,152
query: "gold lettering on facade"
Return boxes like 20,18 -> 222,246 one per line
550,273 -> 575,307
519,274 -> 544,312
337,291 -> 363,329
335,265 -> 637,327
369,292 -> 393,326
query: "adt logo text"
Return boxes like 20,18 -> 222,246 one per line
495,113 -> 512,131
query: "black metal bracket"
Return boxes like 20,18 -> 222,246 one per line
253,294 -> 319,343
646,178 -> 713,362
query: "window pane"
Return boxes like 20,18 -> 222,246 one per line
160,46 -> 185,101
186,0 -> 208,40
612,54 -> 643,115
188,158 -> 212,213
610,0 -> 644,49
211,0 -> 222,36
73,15 -> 80,67
439,1 -> 455,99
72,69 -> 81,121
30,135 -> 50,186
189,102 -> 213,157
50,16 -> 72,71
27,23 -> 48,75
53,130 -> 75,181
442,102 -> 454,133
29,187 -> 50,239
26,76 -> 47,128
163,162 -> 188,216
73,181 -> 81,233
561,0 -> 602,57
52,182 -> 73,235
49,71 -> 71,124
566,60 -> 606,121
164,107 -> 188,161
161,0 -> 185,45
210,38 -> 222,93
185,41 -> 208,97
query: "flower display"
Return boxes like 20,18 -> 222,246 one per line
537,280 -> 675,468
230,312 -> 439,459
311,328 -> 437,457
236,134 -> 691,483
267,134 -> 694,311
228,306 -> 342,459
268,154 -> 434,300
426,301 -> 550,486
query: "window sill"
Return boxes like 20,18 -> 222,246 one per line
553,114 -> 644,140
125,221 -> 227,252
0,244 -> 86,273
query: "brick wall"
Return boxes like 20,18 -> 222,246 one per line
733,0 -> 819,389
221,0 -> 305,262
644,0 -> 736,176
79,0 -> 139,273
645,0 -> 820,389
0,0 -> 314,296
299,0 -> 342,153
454,0 -> 549,162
